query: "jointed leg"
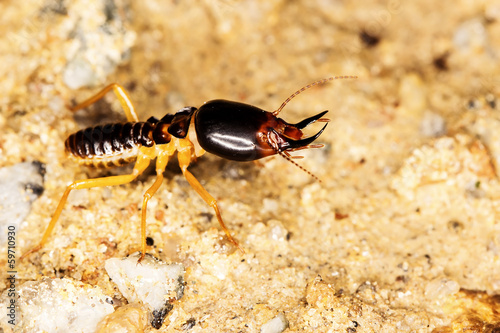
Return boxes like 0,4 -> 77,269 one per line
69,83 -> 139,122
20,154 -> 151,260
138,152 -> 169,262
177,149 -> 244,253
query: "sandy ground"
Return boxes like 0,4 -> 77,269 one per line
1,0 -> 500,332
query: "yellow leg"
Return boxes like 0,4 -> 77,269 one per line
69,83 -> 139,122
177,148 -> 244,253
20,154 -> 151,261
138,152 -> 169,262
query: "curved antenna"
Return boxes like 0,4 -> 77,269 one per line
265,132 -> 324,182
272,76 -> 358,116
277,149 -> 323,182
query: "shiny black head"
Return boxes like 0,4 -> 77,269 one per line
194,99 -> 328,161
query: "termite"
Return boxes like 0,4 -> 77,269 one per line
21,76 -> 356,262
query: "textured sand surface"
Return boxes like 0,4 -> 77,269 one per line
1,1 -> 500,332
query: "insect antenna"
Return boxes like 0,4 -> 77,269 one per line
277,149 -> 323,182
265,133 -> 324,182
272,76 -> 358,116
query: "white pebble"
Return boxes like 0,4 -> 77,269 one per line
420,111 -> 446,137
261,313 -> 288,333
63,56 -> 99,89
0,277 -> 114,333
268,220 -> 288,241
0,162 -> 44,247
105,253 -> 184,312
453,18 -> 487,52
425,278 -> 460,300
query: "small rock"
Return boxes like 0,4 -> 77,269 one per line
63,55 -> 100,90
261,313 -> 288,333
420,111 -> 446,137
96,303 -> 148,333
268,220 -> 288,242
425,278 -> 460,301
105,253 -> 185,328
453,18 -> 487,52
0,277 -> 114,333
151,303 -> 174,330
62,0 -> 136,89
0,162 -> 44,247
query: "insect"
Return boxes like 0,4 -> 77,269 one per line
21,76 -> 356,261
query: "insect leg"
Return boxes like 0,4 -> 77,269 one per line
20,154 -> 151,261
69,83 -> 139,122
138,151 -> 169,262
177,148 -> 244,253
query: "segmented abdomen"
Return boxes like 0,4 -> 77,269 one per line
65,122 -> 155,168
